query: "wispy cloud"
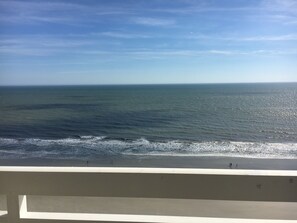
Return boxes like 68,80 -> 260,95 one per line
0,0 -> 90,26
0,36 -> 93,47
188,34 -> 297,42
132,17 -> 175,26
155,0 -> 297,14
2,46 -> 296,60
261,0 -> 297,11
1,0 -> 297,27
0,14 -> 78,25
153,6 -> 260,14
0,0 -> 134,26
1,31 -> 296,57
0,35 -> 94,56
0,46 -> 61,56
248,14 -> 297,26
239,34 -> 297,41
95,32 -> 151,39
80,49 -> 297,60
0,0 -> 147,27
0,0 -> 90,13
207,50 -> 233,55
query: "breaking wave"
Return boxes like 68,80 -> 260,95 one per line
0,136 -> 296,159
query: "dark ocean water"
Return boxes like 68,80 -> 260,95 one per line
0,83 -> 297,160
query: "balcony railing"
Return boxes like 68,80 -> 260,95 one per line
0,167 -> 296,222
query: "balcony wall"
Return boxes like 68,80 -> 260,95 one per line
0,167 -> 296,222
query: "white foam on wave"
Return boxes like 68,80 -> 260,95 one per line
0,138 -> 18,144
22,136 -> 106,147
0,136 -> 296,159
137,141 -> 297,159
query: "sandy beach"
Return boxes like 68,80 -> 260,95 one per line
0,155 -> 296,170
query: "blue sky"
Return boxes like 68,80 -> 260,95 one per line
0,0 -> 297,85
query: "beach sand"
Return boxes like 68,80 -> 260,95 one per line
0,155 -> 296,170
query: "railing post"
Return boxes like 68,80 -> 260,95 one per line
19,195 -> 27,215
7,194 -> 20,223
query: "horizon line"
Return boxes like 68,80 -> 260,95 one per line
0,81 -> 296,87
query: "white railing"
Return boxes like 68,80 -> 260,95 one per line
0,167 -> 296,223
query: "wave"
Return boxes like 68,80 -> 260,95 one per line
0,136 -> 296,159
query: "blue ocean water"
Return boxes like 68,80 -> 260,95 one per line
0,83 -> 297,160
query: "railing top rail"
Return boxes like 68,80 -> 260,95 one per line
0,166 -> 297,176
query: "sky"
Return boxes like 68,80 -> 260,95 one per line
0,0 -> 297,85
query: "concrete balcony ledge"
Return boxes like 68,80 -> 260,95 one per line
0,167 -> 296,222
18,212 -> 297,223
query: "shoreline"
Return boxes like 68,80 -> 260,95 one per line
0,155 -> 296,170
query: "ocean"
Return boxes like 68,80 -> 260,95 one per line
0,83 -> 297,162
